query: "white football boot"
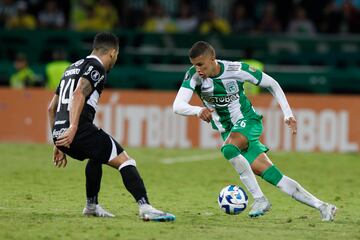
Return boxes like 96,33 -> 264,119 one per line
248,196 -> 271,217
83,204 -> 115,217
319,203 -> 337,221
139,204 -> 175,222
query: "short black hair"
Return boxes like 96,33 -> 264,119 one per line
188,41 -> 215,58
92,32 -> 119,54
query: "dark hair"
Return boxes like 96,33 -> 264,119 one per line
188,41 -> 215,58
92,32 -> 119,54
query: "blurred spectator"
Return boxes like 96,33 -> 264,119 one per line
320,1 -> 343,33
143,3 -> 177,33
287,6 -> 316,35
6,1 -> 36,29
72,0 -> 118,31
241,48 -> 263,96
70,0 -> 94,29
210,0 -> 235,19
45,50 -> 70,90
0,0 -> 18,27
175,2 -> 198,32
231,3 -> 254,33
75,0 -> 118,31
123,0 -> 148,28
342,0 -> 360,33
199,9 -> 231,34
10,53 -> 39,88
256,2 -> 281,33
38,0 -> 65,29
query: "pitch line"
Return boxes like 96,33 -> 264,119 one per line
160,153 -> 222,164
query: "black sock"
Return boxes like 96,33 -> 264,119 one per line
86,159 -> 102,205
119,165 -> 149,205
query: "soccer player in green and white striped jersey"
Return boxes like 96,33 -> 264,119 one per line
173,41 -> 336,221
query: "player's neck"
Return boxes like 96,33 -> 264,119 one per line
90,52 -> 108,71
210,61 -> 220,78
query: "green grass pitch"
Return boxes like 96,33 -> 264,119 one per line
0,143 -> 359,240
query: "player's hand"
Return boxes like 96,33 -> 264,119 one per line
285,116 -> 297,135
55,125 -> 78,148
53,146 -> 67,168
198,108 -> 214,123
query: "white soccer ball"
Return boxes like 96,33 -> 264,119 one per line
218,185 -> 248,215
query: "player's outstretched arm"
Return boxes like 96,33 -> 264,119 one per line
258,73 -> 297,134
55,78 -> 92,148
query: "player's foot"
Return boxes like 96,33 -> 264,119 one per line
83,204 -> 115,217
248,196 -> 271,218
139,204 -> 175,222
319,203 -> 337,222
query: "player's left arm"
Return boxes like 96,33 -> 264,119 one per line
55,78 -> 93,148
258,73 -> 297,134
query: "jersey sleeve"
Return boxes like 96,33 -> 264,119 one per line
180,66 -> 197,91
235,62 -> 263,85
55,84 -> 60,95
81,62 -> 105,89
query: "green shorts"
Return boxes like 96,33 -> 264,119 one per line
221,116 -> 269,164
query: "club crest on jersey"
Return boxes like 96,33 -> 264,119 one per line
225,81 -> 238,94
91,70 -> 100,81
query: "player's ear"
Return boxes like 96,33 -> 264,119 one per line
110,49 -> 116,58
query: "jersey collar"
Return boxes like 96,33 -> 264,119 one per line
210,60 -> 224,79
86,55 -> 104,67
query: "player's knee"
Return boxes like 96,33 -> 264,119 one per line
224,133 -> 248,151
221,144 -> 241,160
118,158 -> 137,171
261,165 -> 284,186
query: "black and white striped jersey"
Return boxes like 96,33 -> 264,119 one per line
53,55 -> 106,136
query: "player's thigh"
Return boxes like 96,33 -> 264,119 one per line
224,131 -> 248,150
76,126 -> 125,164
224,118 -> 263,150
251,153 -> 273,176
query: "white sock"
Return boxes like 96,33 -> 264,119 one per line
229,155 -> 264,199
277,176 -> 323,209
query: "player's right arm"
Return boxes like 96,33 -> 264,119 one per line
55,78 -> 92,148
173,68 -> 213,122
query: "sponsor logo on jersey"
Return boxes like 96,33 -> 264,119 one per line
201,93 -> 239,106
64,68 -> 80,77
91,70 -> 101,81
249,66 -> 257,72
52,127 -> 68,138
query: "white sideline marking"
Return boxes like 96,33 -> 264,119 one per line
160,153 -> 222,164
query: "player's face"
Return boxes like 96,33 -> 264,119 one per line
190,54 -> 215,79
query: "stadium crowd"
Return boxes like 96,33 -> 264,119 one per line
1,0 -> 360,34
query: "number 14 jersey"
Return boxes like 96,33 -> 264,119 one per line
53,55 -> 106,138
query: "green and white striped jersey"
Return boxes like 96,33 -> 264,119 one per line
181,60 -> 263,133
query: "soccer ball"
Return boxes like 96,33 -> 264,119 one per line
218,185 -> 248,215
